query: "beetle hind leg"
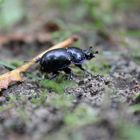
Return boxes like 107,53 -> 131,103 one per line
50,71 -> 59,80
63,67 -> 74,80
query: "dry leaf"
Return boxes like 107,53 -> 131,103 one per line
0,35 -> 78,90
0,33 -> 52,46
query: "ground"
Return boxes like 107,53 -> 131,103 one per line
0,1 -> 140,140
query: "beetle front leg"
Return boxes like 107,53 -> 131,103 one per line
75,64 -> 92,76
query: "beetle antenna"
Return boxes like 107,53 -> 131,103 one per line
88,45 -> 99,54
89,46 -> 93,51
87,46 -> 97,53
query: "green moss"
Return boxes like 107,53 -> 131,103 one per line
50,94 -> 74,110
10,60 -> 24,67
84,57 -> 111,75
40,78 -> 74,94
31,91 -> 47,106
0,60 -> 16,70
118,122 -> 140,140
64,103 -> 98,128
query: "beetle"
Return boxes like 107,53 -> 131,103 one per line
36,46 -> 98,80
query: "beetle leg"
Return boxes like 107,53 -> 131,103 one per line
63,67 -> 74,80
50,72 -> 59,80
75,64 -> 92,76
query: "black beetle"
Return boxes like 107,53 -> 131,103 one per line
36,46 -> 98,79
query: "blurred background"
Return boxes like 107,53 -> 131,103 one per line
0,0 -> 140,57
0,0 -> 139,39
0,0 -> 139,29
0,0 -> 140,69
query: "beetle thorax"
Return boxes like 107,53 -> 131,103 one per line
67,49 -> 86,64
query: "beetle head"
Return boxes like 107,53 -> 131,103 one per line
83,46 -> 98,60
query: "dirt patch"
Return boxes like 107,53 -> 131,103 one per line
66,75 -> 110,107
0,105 -> 63,140
66,58 -> 140,106
0,57 -> 140,140
2,81 -> 41,100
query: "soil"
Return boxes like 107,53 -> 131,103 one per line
0,55 -> 140,140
